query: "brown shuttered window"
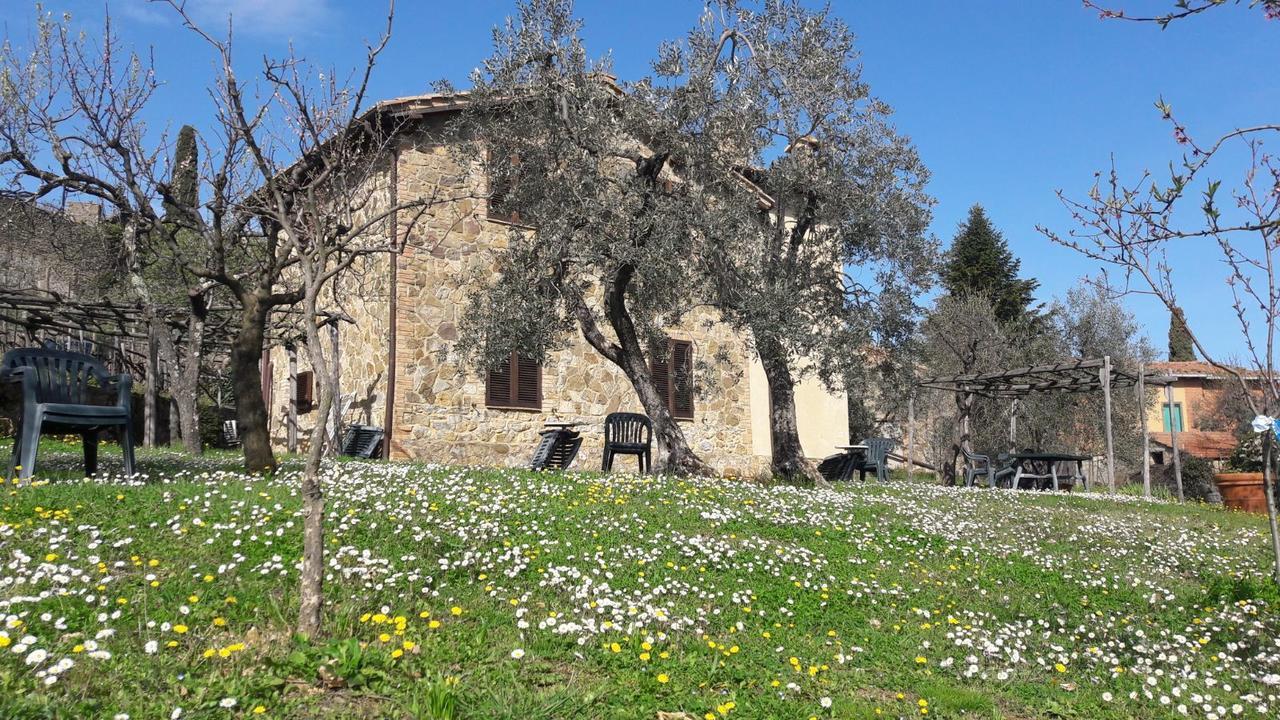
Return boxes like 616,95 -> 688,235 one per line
296,370 -> 315,414
651,339 -> 694,420
487,153 -> 521,224
486,352 -> 541,410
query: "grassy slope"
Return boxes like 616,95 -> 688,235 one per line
1,441 -> 1278,719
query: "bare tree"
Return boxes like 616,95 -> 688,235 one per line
0,8 -> 281,467
161,0 -> 446,634
1041,1 -> 1280,582
3,1 -> 444,631
921,293 -> 1016,484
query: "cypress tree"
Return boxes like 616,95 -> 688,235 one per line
1168,306 -> 1196,361
166,125 -> 199,219
941,204 -> 1040,325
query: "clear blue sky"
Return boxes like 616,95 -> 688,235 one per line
3,1 -> 1276,359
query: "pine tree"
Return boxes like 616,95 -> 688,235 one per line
1168,306 -> 1196,361
941,204 -> 1040,324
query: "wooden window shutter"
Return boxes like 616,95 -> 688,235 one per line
651,340 -> 694,419
487,352 -> 541,410
487,153 -> 521,223
515,354 -> 542,408
671,340 -> 695,419
296,370 -> 315,414
651,347 -> 671,411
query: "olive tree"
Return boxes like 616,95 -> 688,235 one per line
677,0 -> 935,480
453,0 -> 932,477
450,0 -> 729,475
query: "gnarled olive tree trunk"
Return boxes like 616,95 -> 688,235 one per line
756,336 -> 820,482
573,264 -> 713,477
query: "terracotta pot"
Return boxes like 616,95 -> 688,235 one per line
1214,472 -> 1269,514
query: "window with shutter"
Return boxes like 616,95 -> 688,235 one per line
651,348 -> 671,410
486,352 -> 542,410
650,339 -> 694,420
671,340 -> 695,419
296,370 -> 314,414
486,153 -> 522,224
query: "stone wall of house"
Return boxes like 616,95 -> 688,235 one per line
267,252 -> 394,452
385,120 -> 767,476
263,115 -> 858,477
266,151 -> 395,452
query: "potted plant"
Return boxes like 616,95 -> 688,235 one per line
1216,430 -> 1269,514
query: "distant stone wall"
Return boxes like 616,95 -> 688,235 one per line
0,199 -> 118,299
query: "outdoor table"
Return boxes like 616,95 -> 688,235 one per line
530,421 -> 584,470
1003,452 -> 1090,492
819,445 -> 869,483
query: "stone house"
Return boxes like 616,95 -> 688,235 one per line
264,92 -> 849,476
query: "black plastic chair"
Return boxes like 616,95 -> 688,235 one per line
221,420 -> 241,448
2,346 -> 135,479
961,448 -> 1016,488
856,437 -> 894,482
602,412 -> 652,473
340,424 -> 384,459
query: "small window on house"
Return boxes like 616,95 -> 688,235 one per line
296,370 -> 314,414
486,352 -> 542,410
487,152 -> 522,224
651,339 -> 695,420
1161,402 -> 1184,432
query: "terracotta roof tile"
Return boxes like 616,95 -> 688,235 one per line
1150,430 -> 1237,459
1147,361 -> 1263,379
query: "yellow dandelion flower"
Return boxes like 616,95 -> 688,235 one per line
657,673 -> 670,684
173,624 -> 189,634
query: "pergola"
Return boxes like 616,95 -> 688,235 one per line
911,357 -> 1184,496
0,286 -> 356,455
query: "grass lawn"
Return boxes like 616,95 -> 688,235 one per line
2,440 -> 1278,719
